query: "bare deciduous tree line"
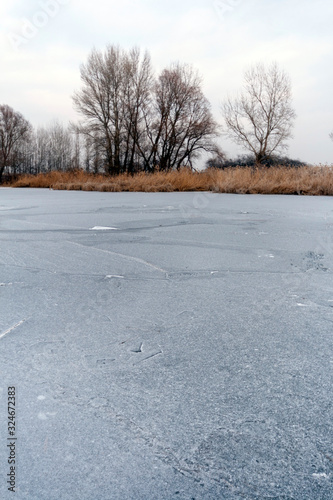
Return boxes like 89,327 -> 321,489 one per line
72,46 -> 221,175
0,114 -> 82,183
2,45 -> 318,184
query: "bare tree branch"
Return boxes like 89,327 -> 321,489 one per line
222,63 -> 296,165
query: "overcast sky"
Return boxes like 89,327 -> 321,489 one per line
1,0 -> 332,164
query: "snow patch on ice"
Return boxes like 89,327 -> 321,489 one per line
312,473 -> 330,480
38,412 -> 57,420
90,226 -> 119,231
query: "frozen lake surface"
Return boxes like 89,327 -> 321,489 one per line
0,188 -> 332,499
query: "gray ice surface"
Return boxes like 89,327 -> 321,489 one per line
0,188 -> 332,499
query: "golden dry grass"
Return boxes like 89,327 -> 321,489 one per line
8,166 -> 333,196
213,166 -> 333,196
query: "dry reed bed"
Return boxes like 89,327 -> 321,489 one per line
10,166 -> 333,196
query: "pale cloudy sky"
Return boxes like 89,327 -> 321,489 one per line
1,0 -> 332,164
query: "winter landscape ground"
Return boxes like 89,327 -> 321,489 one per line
0,188 -> 332,499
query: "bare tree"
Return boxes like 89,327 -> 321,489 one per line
142,63 -> 219,171
0,105 -> 32,183
121,48 -> 154,174
72,45 -> 153,175
48,121 -> 74,171
73,46 -> 118,175
222,63 -> 296,165
34,126 -> 51,173
72,129 -> 81,171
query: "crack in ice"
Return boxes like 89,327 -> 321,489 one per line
0,319 -> 26,339
69,241 -> 168,274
